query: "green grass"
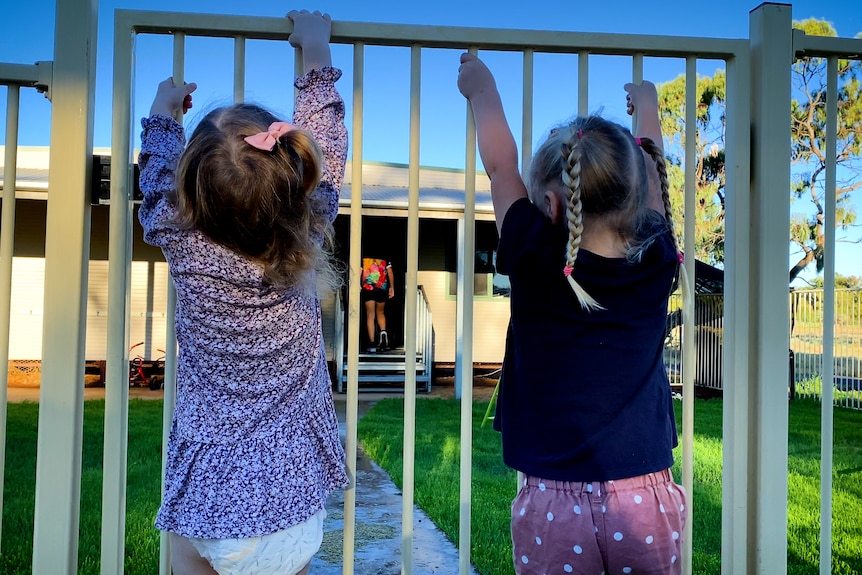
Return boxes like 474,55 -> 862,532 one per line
357,397 -> 862,575
1,400 -> 164,575
795,376 -> 862,406
1,398 -> 860,574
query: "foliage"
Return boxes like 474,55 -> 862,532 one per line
789,19 -> 862,282
658,70 -> 728,266
656,19 -> 862,280
804,273 -> 862,289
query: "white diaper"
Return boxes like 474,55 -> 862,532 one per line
188,509 -> 326,575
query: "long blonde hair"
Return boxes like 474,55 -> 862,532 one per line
529,115 -> 681,311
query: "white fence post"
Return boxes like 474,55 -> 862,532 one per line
745,3 -> 793,572
31,0 -> 98,572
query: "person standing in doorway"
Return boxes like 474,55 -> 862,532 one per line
360,257 -> 395,352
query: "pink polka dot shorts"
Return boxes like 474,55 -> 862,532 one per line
511,469 -> 687,574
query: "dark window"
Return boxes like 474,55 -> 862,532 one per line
448,247 -> 510,298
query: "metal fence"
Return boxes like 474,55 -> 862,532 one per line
666,293 -> 725,392
667,289 -> 862,410
1,3 -> 861,574
791,289 -> 862,409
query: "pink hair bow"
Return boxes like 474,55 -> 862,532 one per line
244,121 -> 296,151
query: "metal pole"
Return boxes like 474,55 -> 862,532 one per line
401,43 -> 421,575
746,4 -> 793,571
32,0 -> 98,571
0,85 -> 20,554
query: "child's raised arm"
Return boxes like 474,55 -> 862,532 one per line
288,9 -> 332,74
625,81 -> 663,153
458,53 -> 527,233
625,81 -> 665,215
138,78 -> 197,226
149,77 -> 197,120
287,10 -> 347,224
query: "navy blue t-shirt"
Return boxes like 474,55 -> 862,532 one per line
495,197 -> 678,482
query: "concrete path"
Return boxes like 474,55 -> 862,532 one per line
311,394 -> 480,574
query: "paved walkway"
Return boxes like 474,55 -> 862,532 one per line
6,384 -> 488,575
313,393 -> 480,574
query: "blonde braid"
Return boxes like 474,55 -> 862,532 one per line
639,136 -> 692,322
561,138 -> 604,311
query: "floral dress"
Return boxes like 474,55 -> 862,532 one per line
138,67 -> 349,539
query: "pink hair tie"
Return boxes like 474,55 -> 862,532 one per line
677,253 -> 684,264
635,137 -> 642,146
563,266 -> 574,277
244,121 -> 296,151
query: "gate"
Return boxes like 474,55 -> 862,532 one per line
1,2 -> 861,574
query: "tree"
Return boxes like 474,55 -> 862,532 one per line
656,18 -> 862,282
657,71 -> 727,266
807,273 -> 862,290
788,19 -> 861,283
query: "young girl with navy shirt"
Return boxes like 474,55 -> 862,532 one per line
458,52 -> 687,574
138,10 -> 347,575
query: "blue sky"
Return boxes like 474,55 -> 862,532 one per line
2,0 -> 861,282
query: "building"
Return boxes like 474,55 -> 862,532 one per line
1,146 -> 511,372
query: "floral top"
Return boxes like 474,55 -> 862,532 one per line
361,257 -> 392,291
138,67 -> 349,539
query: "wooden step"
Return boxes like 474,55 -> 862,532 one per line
338,349 -> 432,392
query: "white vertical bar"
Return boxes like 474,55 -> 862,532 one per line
681,56 -> 697,575
159,31 -> 186,575
32,0 -> 97,572
456,46 -> 479,400
748,5 -> 792,572
630,55 -> 643,134
521,49 -> 533,175
160,285 -> 177,575
577,52 -> 589,117
0,85 -> 20,553
101,12 -> 135,574
170,35 -> 185,122
401,44 -> 422,575
234,36 -> 246,103
342,41 -> 365,575
819,55 -> 837,575
294,49 -> 302,99
721,47 -> 751,575
632,53 -> 644,82
457,42 -> 480,575
516,49 -> 536,495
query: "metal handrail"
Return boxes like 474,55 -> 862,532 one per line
335,284 -> 433,393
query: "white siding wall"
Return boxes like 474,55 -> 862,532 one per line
128,260 -> 170,360
85,260 -> 109,359
10,257 -> 172,362
12,260 -> 507,365
9,257 -> 45,359
417,270 -> 509,364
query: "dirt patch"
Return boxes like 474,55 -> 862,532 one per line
7,361 -> 41,387
429,375 -> 498,401
7,360 -> 105,388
